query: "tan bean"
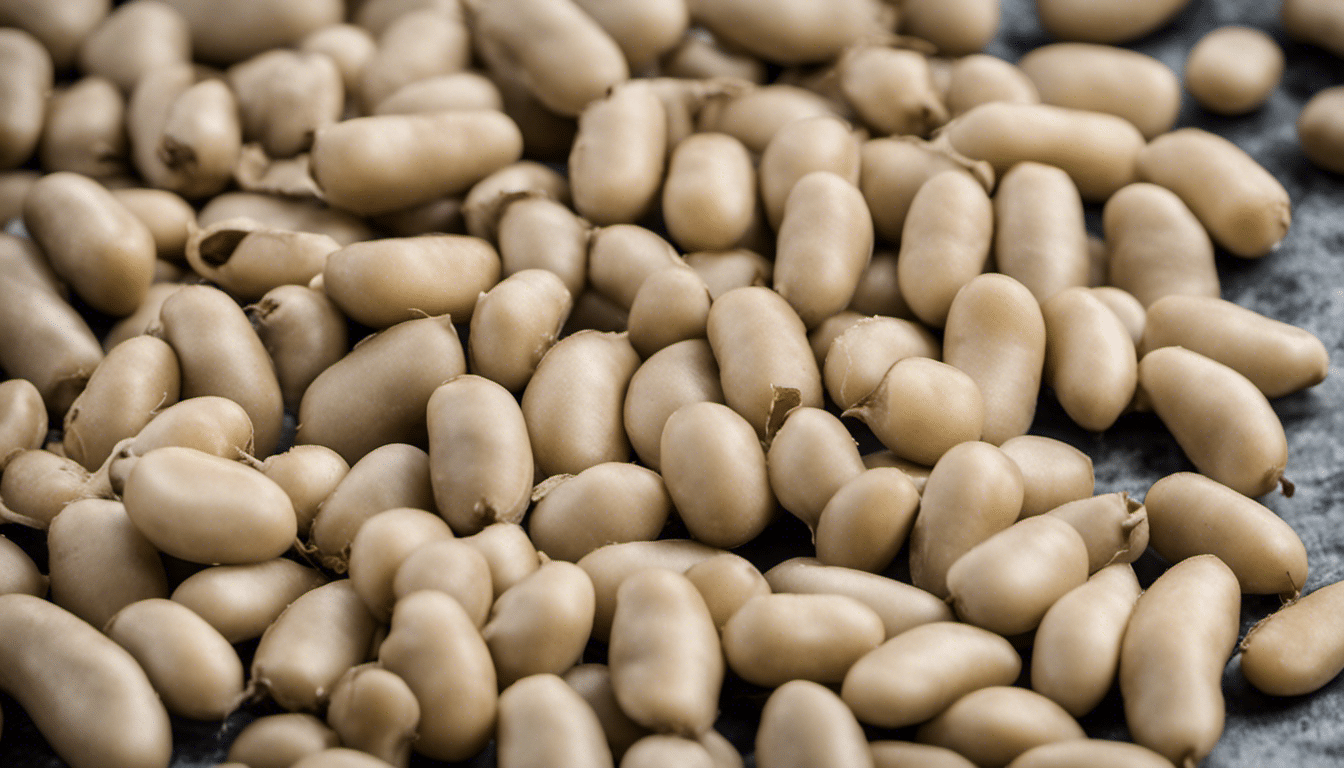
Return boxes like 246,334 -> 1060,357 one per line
250,285 -> 347,414
375,71 -> 503,116
759,116 -> 861,231
1019,44 -> 1178,140
1089,287 -> 1146,346
998,436 -> 1094,519
1298,86 -> 1344,174
807,311 -> 866,368
567,82 -> 666,225
481,560 -> 593,686
758,679 -> 873,768
0,534 -> 45,597
621,735 -> 714,768
38,76 -> 127,178
872,742 -> 977,768
897,170 -> 993,328
859,136 -> 993,244
23,171 -> 155,317
1185,27 -> 1283,116
587,224 -> 683,310
47,498 -> 167,628
469,269 -> 573,392
1006,740 -> 1176,768
944,54 -> 1039,116
252,579 -> 376,712
845,357 -> 983,467
577,539 -> 721,641
901,0 -> 997,54
103,394 -> 254,496
696,83 -> 844,154
78,1 -> 191,93
61,336 -> 177,472
1042,287 -> 1137,431
622,340 -> 723,471
993,162 -> 1089,303
941,102 -> 1145,201
199,191 -> 373,246
663,132 -> 756,253
463,522 -> 542,599
0,378 -> 47,468
348,508 -> 453,622
1141,295 -> 1329,399
391,538 -> 494,628
916,686 -> 1086,768
529,462 -> 671,562
104,598 -> 244,720
682,553 -> 771,632
774,171 -> 874,329
326,664 -> 420,768
841,620 -> 1020,727
813,468 -> 920,573
170,558 -> 325,643
1283,0 -> 1344,57
766,557 -> 952,638
1035,0 -> 1192,44
127,66 -> 241,199
910,441 -> 1024,598
228,713 -> 340,768
290,749 -> 396,768
626,267 -> 712,359
297,315 -> 465,464
310,110 -> 522,216
161,0 -> 341,64
660,402 -> 774,548
358,7 -> 469,111
767,406 -> 866,531
300,24 -> 376,96
498,673 -> 614,768
1240,579 -> 1344,696
946,515 -> 1090,636
1137,128 -> 1291,258
308,443 -> 435,571
494,194 -> 588,297
838,45 -> 947,136
1046,493 -> 1149,573
576,0 -> 688,68
564,663 -> 650,759
0,594 -> 171,768
379,589 -> 497,761
661,30 -> 769,83
1120,555 -> 1240,766
1104,182 -> 1220,307
111,188 -> 194,262
229,49 -> 342,158
723,593 -> 884,687
1140,347 -> 1288,497
0,28 -> 50,170
690,0 -> 893,65
1031,563 -> 1141,717
0,447 -> 107,529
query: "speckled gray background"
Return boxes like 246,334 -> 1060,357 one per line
4,0 -> 1344,765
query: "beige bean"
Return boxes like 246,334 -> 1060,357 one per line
111,188 -> 194,262
1032,563 -> 1141,717
1298,86 -> 1344,174
861,450 -> 932,491
814,468 -> 919,573
567,82 -> 666,225
722,593 -> 884,687
0,378 -> 50,468
767,557 -> 952,638
808,311 -> 866,368
391,538 -> 494,628
0,169 -> 38,223
1019,43 -> 1178,140
838,45 -> 947,136
682,553 -> 771,632
127,66 -> 241,199
122,446 -> 297,564
79,1 -> 191,93
1185,27 -> 1283,115
0,448 -> 104,529
848,251 -> 915,319
941,102 -> 1145,201
841,620 -> 1020,728
47,498 -> 167,628
944,54 -> 1039,116
1141,295 -> 1329,399
171,558 -> 325,643
946,515 -> 1090,636
998,436 -> 1093,519
358,7 -> 469,111
0,594 -> 171,768
198,191 -> 373,246
23,171 -> 155,317
62,336 -> 178,472
297,316 -> 465,464
104,598 -> 244,720
845,357 -> 983,467
300,23 -> 376,96
1042,287 -> 1137,431
897,170 -> 993,328
157,284 -> 284,456
663,132 -> 756,252
574,0 -> 688,67
758,679 -> 873,768
1137,128 -> 1291,258
774,171 -> 874,329
660,401 -> 774,548
39,76 -> 127,178
564,663 -> 650,760
308,443 -> 435,571
901,0 -> 998,55
310,111 -> 522,216
872,742 -> 977,768
910,441 -> 1024,597
767,406 -> 866,531
627,267 -> 712,359
250,285 -> 348,414
696,83 -> 844,154
1103,182 -> 1220,307
529,463 -> 671,562
916,686 -> 1086,768
229,49 -> 343,158
1240,579 -> 1344,696
462,522 -> 541,599
494,194 -> 588,298
482,560 -> 593,686
1146,472 -> 1307,596
859,136 -> 993,244
621,735 -> 714,768
327,664 -> 420,768
1006,740 -> 1177,768
587,224 -> 683,310
622,340 -> 723,471
104,395 -> 254,494
1089,286 -> 1147,346
252,579 -> 377,712
577,539 -> 721,641
0,29 -> 50,170
498,673 -> 614,768
1046,493 -> 1150,573
469,269 -> 573,392
1034,0 -> 1192,43
228,713 -> 339,768
160,0 -> 339,64
494,69 -> 580,161
1140,347 -> 1288,497
1120,555 -> 1240,766
348,508 -> 453,622
290,749 -> 396,768
661,30 -> 769,83
689,0 -> 894,65
0,534 -> 45,597
759,116 -> 861,231
609,569 -> 721,735
379,589 -> 497,761
708,287 -> 823,438
993,161 -> 1089,303
1283,0 -> 1344,57
375,70 -> 502,115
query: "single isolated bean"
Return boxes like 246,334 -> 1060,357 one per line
663,132 -> 756,253
1240,579 -> 1344,696
626,266 -> 713,359
170,558 -> 326,643
1185,27 -> 1284,115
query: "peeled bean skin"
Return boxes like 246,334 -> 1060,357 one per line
47,498 -> 168,629
915,686 -> 1086,768
1240,579 -> 1344,696
999,435 -> 1094,519
765,558 -> 954,639
0,594 -> 171,768
1139,346 -> 1288,497
1032,564 -> 1142,717
1103,182 -> 1220,307
1120,555 -> 1240,766
897,170 -> 993,328
497,673 -> 614,768
722,593 -> 885,687
170,558 -> 326,643
528,462 -> 672,563
483,561 -> 594,687
757,680 -> 874,768
1144,472 -> 1308,597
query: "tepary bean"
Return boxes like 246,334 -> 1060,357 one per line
1185,27 -> 1284,116
765,557 -> 954,638
61,335 -> 179,472
185,219 -> 339,302
47,498 -> 167,630
696,83 -> 843,155
1144,472 -> 1308,597
845,357 -> 983,467
326,664 -> 421,768
683,552 -> 772,631
1087,287 -> 1147,345
756,680 -> 874,768
1018,43 -> 1180,140
78,0 -> 193,93
127,65 -> 242,199
111,187 -> 195,262
1034,0 -> 1193,44
992,162 -> 1090,303
1103,182 -> 1220,307
1298,86 -> 1344,174
1041,286 -> 1138,432
758,115 -> 861,230
170,558 -> 326,643
1120,555 -> 1240,766
1283,0 -> 1344,58
482,560 -> 594,686
999,435 -> 1094,519
1240,579 -> 1344,696
662,132 -> 756,253
251,285 -> 349,414
104,395 -> 255,494
621,735 -> 714,768
897,170 -> 994,328
227,713 -> 339,768
626,266 -> 713,359
1045,493 -> 1150,574
307,443 -> 435,571
1006,740 -> 1176,768
586,223 -> 682,311
346,508 -> 453,622
392,538 -> 494,629
577,539 -> 720,641
197,191 -> 373,246
0,28 -> 51,170
228,49 -> 343,157
496,194 -> 588,298
859,136 -> 993,244
824,316 -> 941,411
528,462 -> 672,562
943,54 -> 1040,117
767,406 -> 866,531
39,76 -> 128,178
373,71 -> 504,116
0,379 -> 53,467
0,594 -> 172,768
566,82 -> 666,225
462,522 -> 542,599
469,269 -> 574,393
915,686 -> 1086,768
773,171 -> 874,329
836,45 -> 948,137
159,0 -> 341,65
497,673 -> 614,768
722,593 -> 884,687
871,741 -> 978,768
814,468 -> 920,573
0,448 -> 107,530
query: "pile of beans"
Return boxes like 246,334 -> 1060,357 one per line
0,0 -> 1341,766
